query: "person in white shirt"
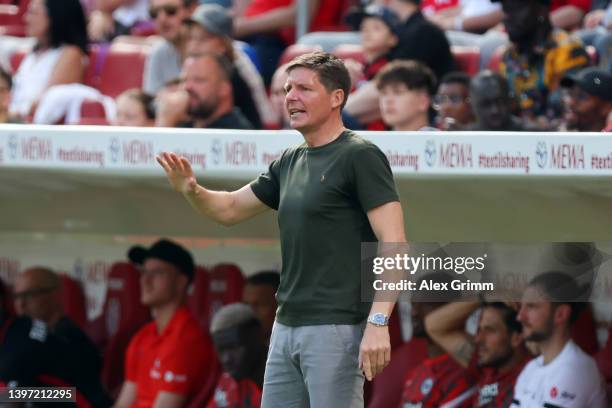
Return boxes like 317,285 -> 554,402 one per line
511,271 -> 607,408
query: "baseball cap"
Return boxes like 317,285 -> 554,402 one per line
128,239 -> 195,281
347,4 -> 401,35
185,3 -> 232,38
561,67 -> 612,101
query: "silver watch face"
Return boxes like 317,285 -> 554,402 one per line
370,313 -> 387,325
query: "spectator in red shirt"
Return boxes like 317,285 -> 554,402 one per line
399,272 -> 476,407
207,303 -> 266,408
114,239 -> 218,408
232,0 -> 344,85
426,300 -> 530,407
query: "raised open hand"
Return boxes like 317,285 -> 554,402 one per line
156,152 -> 198,195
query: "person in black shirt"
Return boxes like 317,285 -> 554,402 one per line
468,70 -> 525,131
388,0 -> 455,81
344,0 -> 454,128
156,53 -> 253,129
0,267 -> 112,407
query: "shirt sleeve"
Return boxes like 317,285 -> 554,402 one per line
142,45 -> 163,95
124,333 -> 139,383
250,155 -> 282,210
351,143 -> 399,212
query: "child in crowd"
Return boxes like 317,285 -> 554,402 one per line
114,88 -> 155,127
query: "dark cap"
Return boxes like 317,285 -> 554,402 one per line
185,3 -> 232,37
561,67 -> 612,102
128,239 -> 195,281
347,5 -> 401,35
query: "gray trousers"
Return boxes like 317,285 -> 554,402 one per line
261,322 -> 365,408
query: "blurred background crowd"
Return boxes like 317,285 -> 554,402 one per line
0,0 -> 610,132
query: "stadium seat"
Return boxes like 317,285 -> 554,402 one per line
207,263 -> 245,323
130,21 -> 157,37
87,262 -> 150,397
487,45 -> 506,72
367,338 -> 428,408
452,46 -> 481,76
280,44 -> 323,65
571,304 -> 599,355
9,49 -> 26,74
0,4 -> 20,26
332,43 -> 366,65
96,43 -> 148,98
80,99 -> 106,118
187,266 -> 211,331
76,117 -> 110,126
0,276 -> 15,341
59,274 -> 87,329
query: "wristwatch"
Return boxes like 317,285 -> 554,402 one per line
367,313 -> 389,327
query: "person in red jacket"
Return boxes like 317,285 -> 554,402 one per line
207,303 -> 267,408
114,239 -> 218,408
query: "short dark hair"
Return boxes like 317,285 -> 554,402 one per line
440,71 -> 471,88
375,60 -> 437,95
470,70 -> 510,97
188,52 -> 233,81
528,271 -> 585,324
286,52 -> 351,109
0,67 -> 11,89
44,0 -> 88,54
484,302 -> 522,334
246,271 -> 280,291
118,88 -> 156,120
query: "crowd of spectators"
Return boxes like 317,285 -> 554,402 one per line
0,0 -> 609,131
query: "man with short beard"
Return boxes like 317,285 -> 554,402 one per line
426,300 -> 529,407
155,53 -> 253,129
560,67 -> 612,131
510,272 -> 606,407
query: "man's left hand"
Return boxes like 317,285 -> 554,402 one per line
359,324 -> 391,381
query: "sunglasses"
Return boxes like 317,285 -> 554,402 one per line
149,4 -> 179,19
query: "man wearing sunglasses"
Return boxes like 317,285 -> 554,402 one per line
0,267 -> 112,407
560,67 -> 612,132
143,0 -> 197,95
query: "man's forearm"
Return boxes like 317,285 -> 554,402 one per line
462,10 -> 504,32
183,185 -> 237,226
426,300 -> 480,337
344,82 -> 382,123
550,5 -> 585,29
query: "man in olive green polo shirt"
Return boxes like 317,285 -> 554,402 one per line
157,52 -> 407,408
